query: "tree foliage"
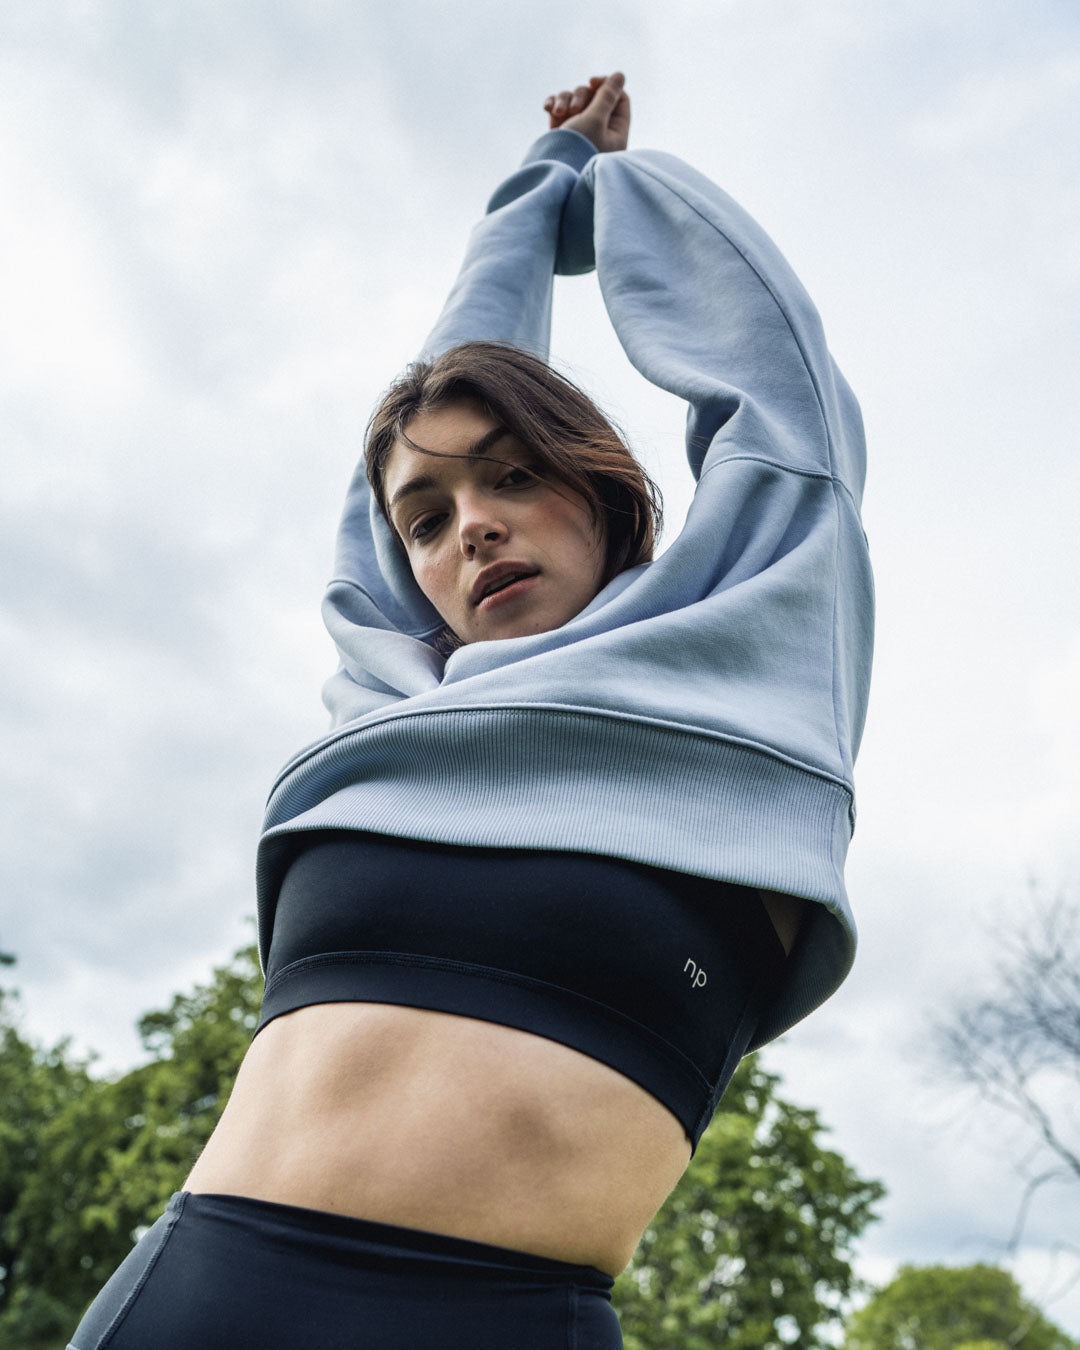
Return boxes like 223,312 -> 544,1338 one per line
3,947 -> 884,1350
0,947 -> 262,1350
0,986 -> 96,1349
844,1263 -> 1078,1350
612,1057 -> 886,1350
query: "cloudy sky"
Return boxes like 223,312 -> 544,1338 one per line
3,0 -> 1079,1332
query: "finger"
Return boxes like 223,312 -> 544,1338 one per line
552,88 -> 573,118
594,70 -> 626,109
568,83 -> 592,114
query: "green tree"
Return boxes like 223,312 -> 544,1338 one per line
844,1264 -> 1078,1350
0,945 -> 262,1350
4,946 -> 884,1350
0,982 -> 97,1349
612,1057 -> 886,1350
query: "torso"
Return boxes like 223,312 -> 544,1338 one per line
184,891 -> 804,1277
183,1003 -> 691,1276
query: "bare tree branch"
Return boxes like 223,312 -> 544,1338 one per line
933,880 -> 1080,1203
1005,1168 -> 1073,1253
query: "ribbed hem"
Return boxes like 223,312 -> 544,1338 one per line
258,707 -> 856,1046
521,128 -> 597,175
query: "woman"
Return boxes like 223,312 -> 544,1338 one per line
69,71 -> 873,1350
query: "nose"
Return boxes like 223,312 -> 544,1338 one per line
457,495 -> 508,556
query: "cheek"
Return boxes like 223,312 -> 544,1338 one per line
574,514 -> 607,578
409,550 -> 459,614
549,496 -> 601,553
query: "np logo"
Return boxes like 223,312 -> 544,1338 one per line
684,958 -> 707,990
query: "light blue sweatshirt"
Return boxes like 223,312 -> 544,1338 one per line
257,128 -> 874,1045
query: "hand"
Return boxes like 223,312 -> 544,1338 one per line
542,72 -> 630,153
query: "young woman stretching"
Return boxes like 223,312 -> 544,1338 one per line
69,71 -> 873,1350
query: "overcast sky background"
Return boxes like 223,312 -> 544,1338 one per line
3,0 -> 1079,1333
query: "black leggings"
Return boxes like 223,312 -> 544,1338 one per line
68,1191 -> 621,1350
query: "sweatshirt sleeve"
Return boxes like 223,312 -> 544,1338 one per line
419,128 -> 598,362
318,130 -> 598,722
558,150 -> 868,501
549,149 -> 874,787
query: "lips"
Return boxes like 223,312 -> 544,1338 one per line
471,562 -> 540,606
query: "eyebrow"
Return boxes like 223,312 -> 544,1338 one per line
387,426 -> 512,516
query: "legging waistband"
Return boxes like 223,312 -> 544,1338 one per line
182,1190 -> 615,1285
69,1190 -> 622,1350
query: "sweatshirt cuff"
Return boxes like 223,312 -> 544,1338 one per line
520,128 -> 597,175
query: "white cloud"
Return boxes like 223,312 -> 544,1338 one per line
0,127 -> 141,403
1027,635 -> 1080,854
909,52 -> 1080,154
2,0 -> 1080,1332
1009,1248 -> 1080,1341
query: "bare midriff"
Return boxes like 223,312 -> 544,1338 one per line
184,892 -> 804,1277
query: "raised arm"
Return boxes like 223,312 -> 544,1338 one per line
555,145 -> 867,496
419,73 -> 628,362
321,77 -> 631,691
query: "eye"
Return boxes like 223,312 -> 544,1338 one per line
411,512 -> 446,542
499,465 -> 539,488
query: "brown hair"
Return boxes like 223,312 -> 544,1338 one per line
365,341 -> 662,591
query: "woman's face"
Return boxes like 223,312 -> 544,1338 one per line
382,400 -> 606,645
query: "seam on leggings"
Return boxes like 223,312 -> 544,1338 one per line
567,1283 -> 577,1350
94,1193 -> 187,1349
691,989 -> 760,1147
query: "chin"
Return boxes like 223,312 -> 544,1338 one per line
499,610 -> 575,640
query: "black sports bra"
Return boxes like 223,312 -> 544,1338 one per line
258,830 -> 786,1149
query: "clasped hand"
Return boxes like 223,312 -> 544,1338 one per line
543,71 -> 630,153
